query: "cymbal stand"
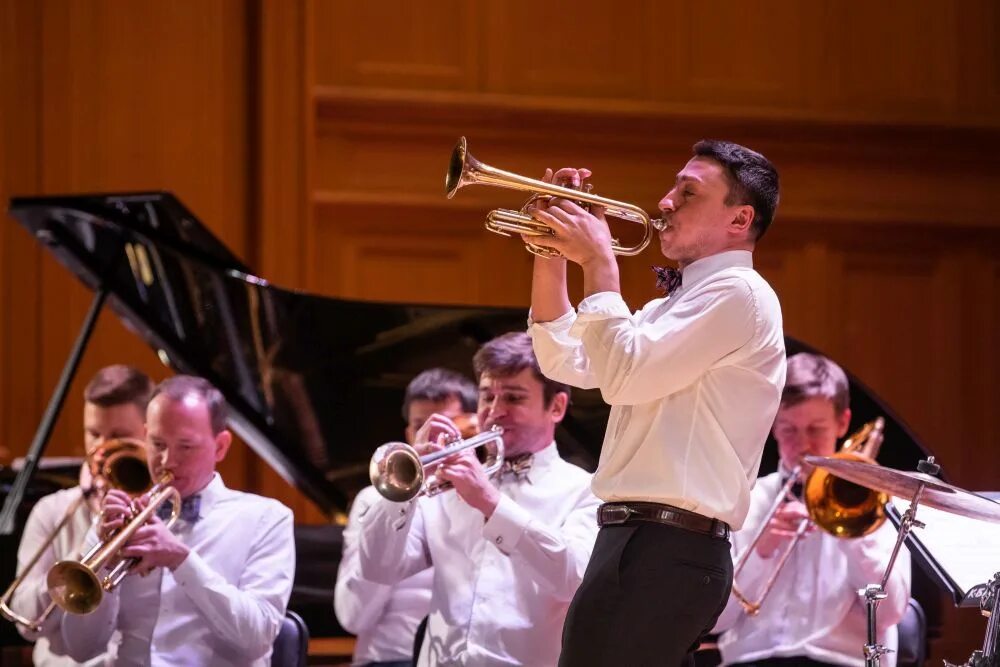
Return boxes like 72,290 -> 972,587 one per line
862,457 -> 938,667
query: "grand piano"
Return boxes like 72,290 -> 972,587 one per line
0,192 -> 945,651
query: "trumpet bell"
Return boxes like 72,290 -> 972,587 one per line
46,560 -> 103,616
805,451 -> 888,538
369,443 -> 426,503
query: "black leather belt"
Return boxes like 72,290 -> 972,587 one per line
597,501 -> 730,539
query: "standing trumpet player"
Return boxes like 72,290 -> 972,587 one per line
715,353 -> 911,667
527,140 -> 785,666
8,365 -> 152,667
357,333 -> 601,666
59,375 -> 295,666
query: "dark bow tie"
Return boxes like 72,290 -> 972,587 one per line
157,495 -> 201,523
652,265 -> 682,296
500,454 -> 534,482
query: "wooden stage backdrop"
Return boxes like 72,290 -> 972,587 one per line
1,1 -> 998,661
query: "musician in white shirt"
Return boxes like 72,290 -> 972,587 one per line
357,332 -> 601,666
527,140 -> 785,666
11,365 -> 153,667
715,353 -> 911,667
59,375 -> 295,666
336,368 -> 478,667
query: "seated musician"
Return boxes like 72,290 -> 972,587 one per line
335,367 -> 478,667
12,364 -> 152,667
59,375 -> 295,666
357,332 -> 601,666
715,353 -> 911,667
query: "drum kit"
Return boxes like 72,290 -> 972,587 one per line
804,454 -> 1000,667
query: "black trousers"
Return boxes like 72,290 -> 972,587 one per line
559,521 -> 733,667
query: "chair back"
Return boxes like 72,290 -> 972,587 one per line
897,598 -> 927,667
271,610 -> 309,667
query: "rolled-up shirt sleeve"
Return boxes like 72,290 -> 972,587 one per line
170,504 -> 294,661
528,308 -> 600,389
571,281 -> 756,405
482,488 -> 600,602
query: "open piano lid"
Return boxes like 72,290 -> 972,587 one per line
8,191 -> 938,516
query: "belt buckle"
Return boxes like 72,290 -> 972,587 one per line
601,504 -> 635,526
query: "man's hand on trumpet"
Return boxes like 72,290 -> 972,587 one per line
413,413 -> 501,520
98,489 -> 134,541
523,167 -> 614,268
121,518 -> 190,575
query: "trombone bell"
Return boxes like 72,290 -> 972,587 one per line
445,137 -> 653,258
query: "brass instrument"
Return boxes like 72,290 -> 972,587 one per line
0,438 -> 154,630
731,417 -> 887,616
370,426 -> 505,502
445,137 -> 654,258
46,472 -> 181,615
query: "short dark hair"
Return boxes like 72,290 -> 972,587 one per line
83,365 -> 154,412
401,368 -> 478,421
473,332 -> 571,407
150,375 -> 229,434
781,353 -> 850,414
693,139 -> 780,241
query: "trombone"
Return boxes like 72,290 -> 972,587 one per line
731,417 -> 887,616
0,438 -> 154,630
445,137 -> 654,258
370,426 -> 505,502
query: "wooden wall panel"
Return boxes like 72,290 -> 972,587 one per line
312,0 -> 478,91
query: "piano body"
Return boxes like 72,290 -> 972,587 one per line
0,192 -> 944,647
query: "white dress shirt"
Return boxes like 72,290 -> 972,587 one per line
358,442 -> 600,666
529,250 -> 786,529
59,474 -> 295,666
11,486 -> 110,667
715,471 -> 912,667
336,485 -> 433,665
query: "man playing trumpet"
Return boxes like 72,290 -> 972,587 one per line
358,332 -> 601,666
715,353 -> 911,667
9,365 -> 152,667
59,375 -> 295,666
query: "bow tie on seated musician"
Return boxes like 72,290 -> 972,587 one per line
526,141 -> 785,667
336,368 -> 478,667
357,333 -> 601,667
6,364 -> 152,667
58,375 -> 295,667
713,353 -> 911,667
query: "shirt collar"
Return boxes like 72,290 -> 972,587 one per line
188,472 -> 225,515
681,250 -> 753,289
506,441 -> 558,484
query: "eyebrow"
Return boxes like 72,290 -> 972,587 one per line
479,384 -> 529,393
674,173 -> 704,186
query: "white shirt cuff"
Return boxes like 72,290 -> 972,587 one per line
482,495 -> 532,555
172,549 -> 218,590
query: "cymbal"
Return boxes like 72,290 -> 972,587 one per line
804,456 -> 1000,524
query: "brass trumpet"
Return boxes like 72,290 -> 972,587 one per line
46,473 -> 181,615
370,426 -> 505,502
731,417 -> 887,616
0,438 -> 155,630
445,137 -> 654,258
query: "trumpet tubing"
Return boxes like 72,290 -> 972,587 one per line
370,426 -> 505,502
445,137 -> 653,258
46,474 -> 181,616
